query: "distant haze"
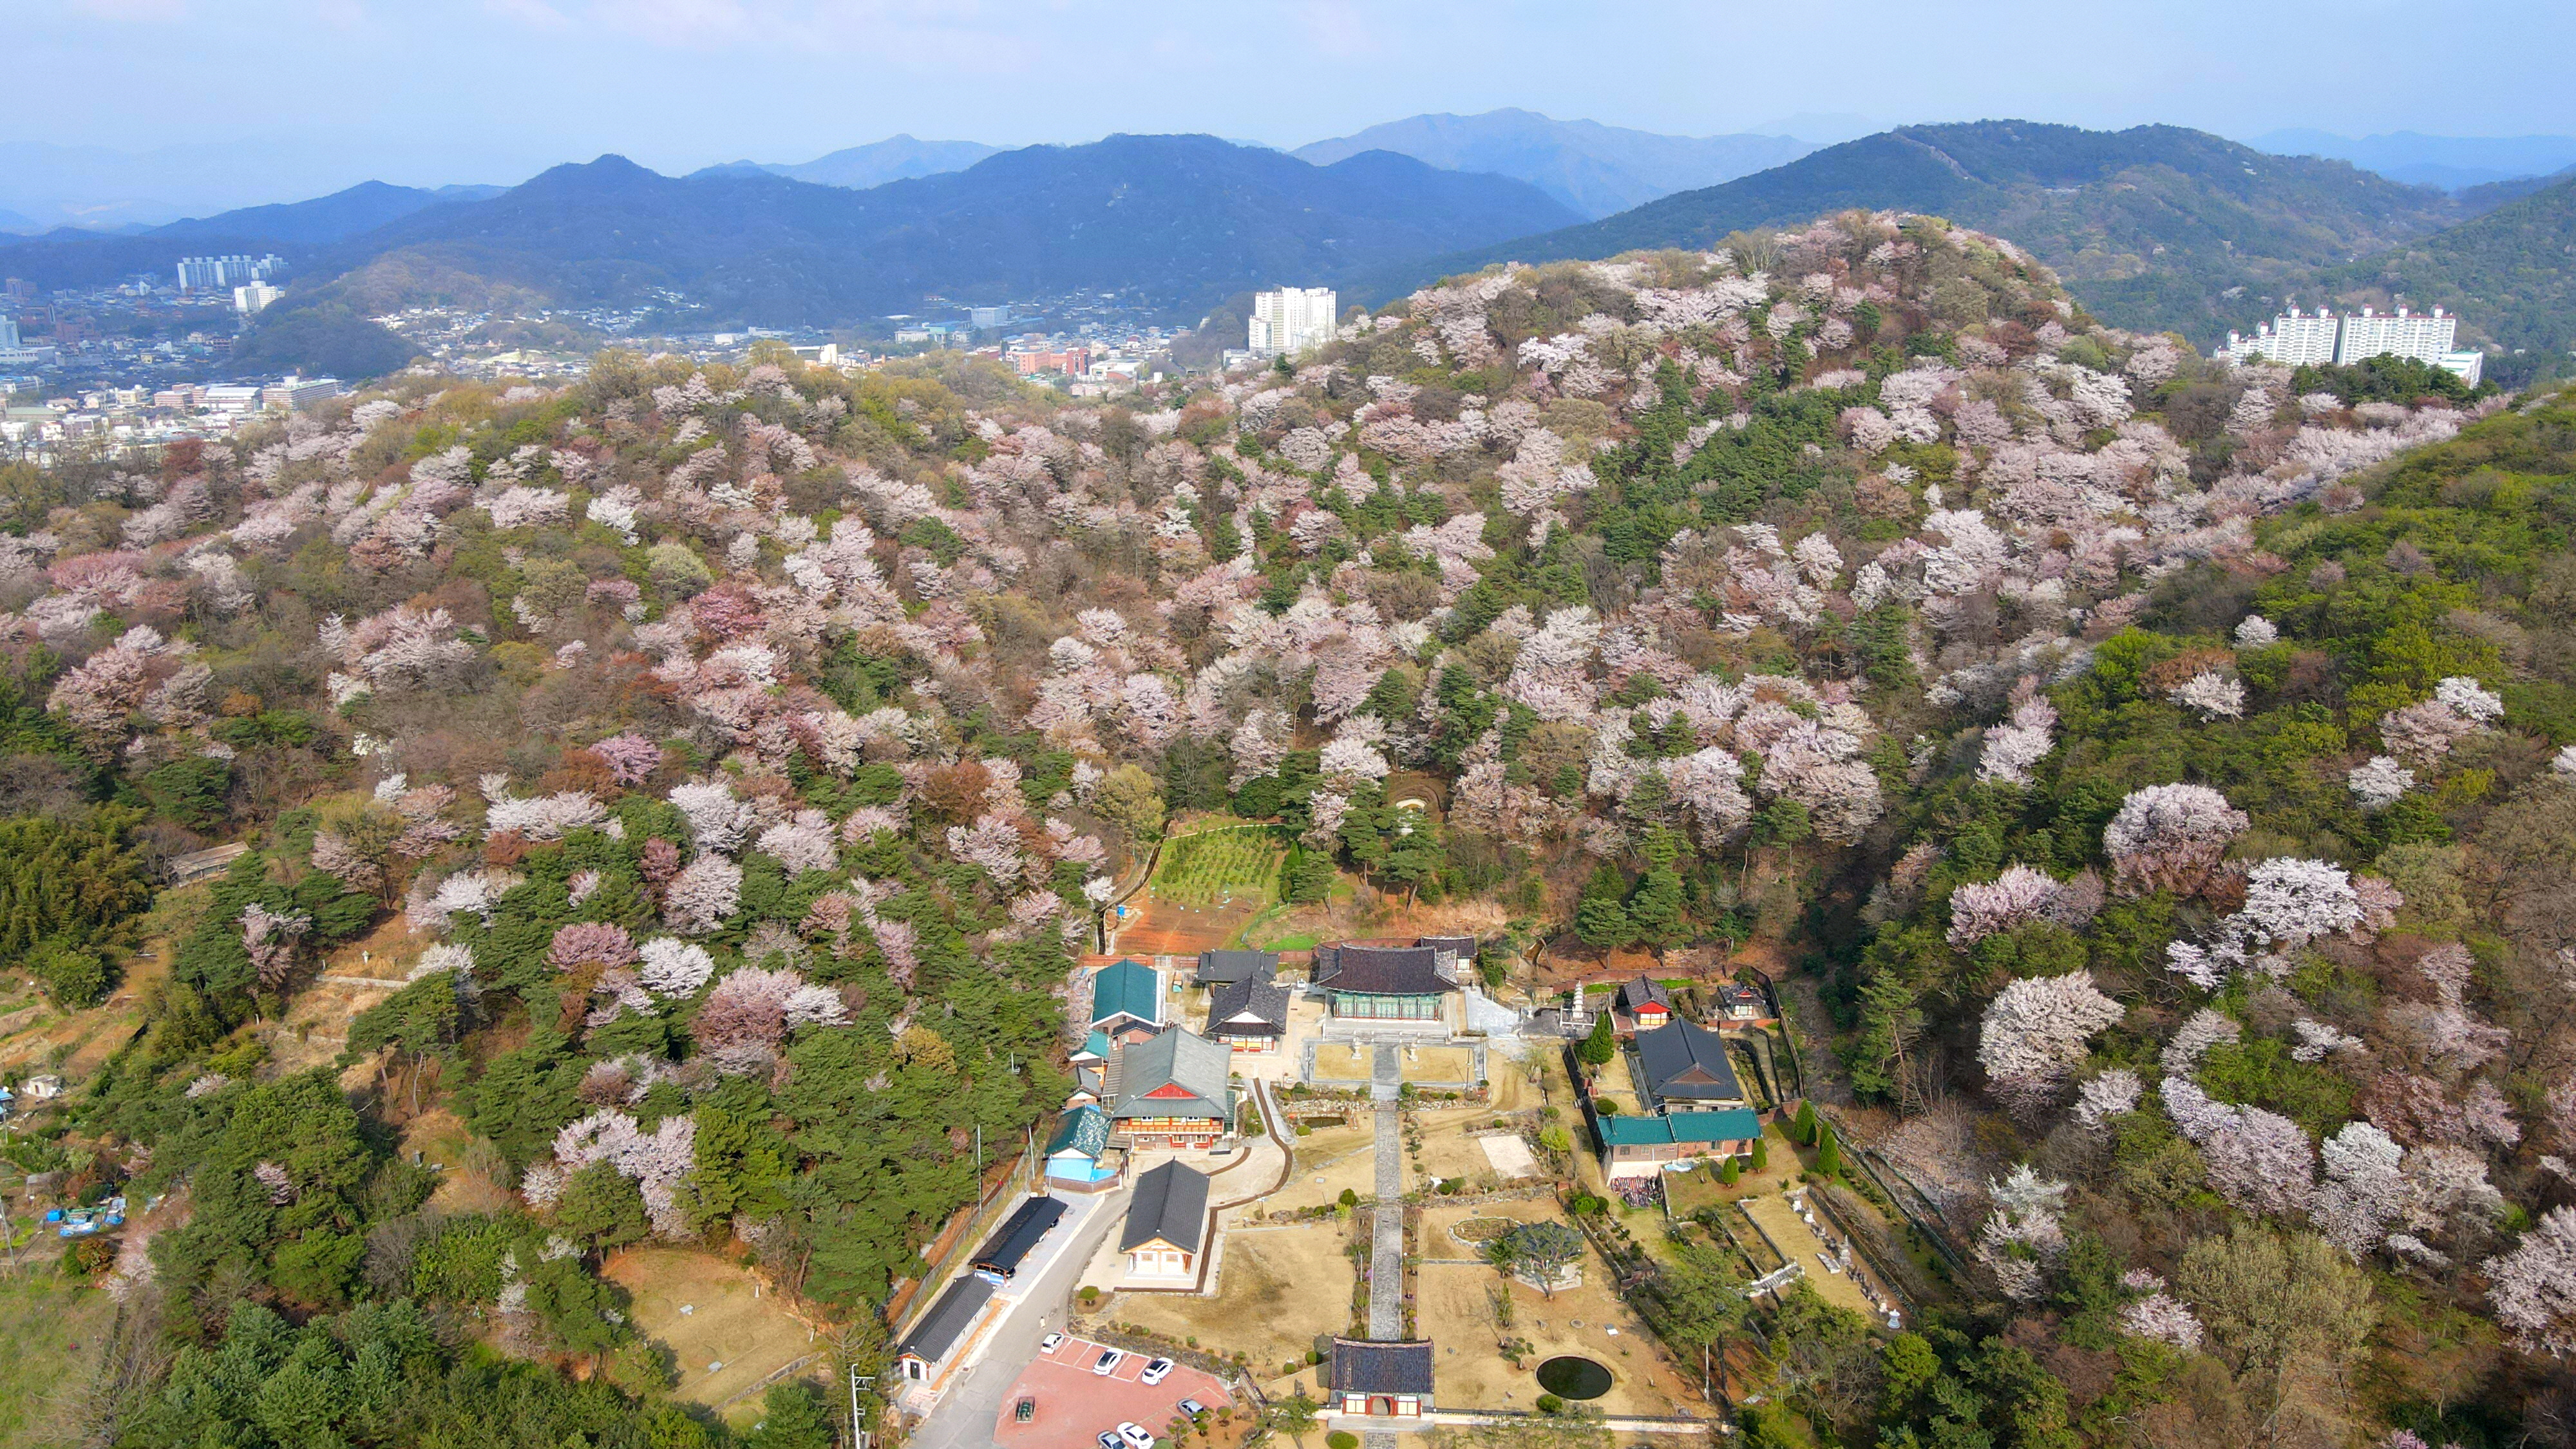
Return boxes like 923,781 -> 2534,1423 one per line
1293,109 -> 1815,219
8,0 -> 2569,222
2249,130 -> 2576,190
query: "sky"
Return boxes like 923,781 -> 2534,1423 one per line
9,0 -> 2576,218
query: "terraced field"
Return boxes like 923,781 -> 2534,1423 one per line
1149,826 -> 1283,909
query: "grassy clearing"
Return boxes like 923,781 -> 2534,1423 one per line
0,1271 -> 116,1448
602,1247 -> 819,1408
1149,828 -> 1283,909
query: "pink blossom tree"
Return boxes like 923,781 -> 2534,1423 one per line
2104,783 -> 2249,895
663,856 -> 743,936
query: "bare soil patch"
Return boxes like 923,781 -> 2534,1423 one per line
1099,1223 -> 1356,1378
1415,1259 -> 1696,1416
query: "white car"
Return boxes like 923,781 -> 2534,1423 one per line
1139,1357 -> 1174,1386
1092,1347 -> 1124,1376
1117,1424 -> 1156,1449
1039,1332 -> 1064,1355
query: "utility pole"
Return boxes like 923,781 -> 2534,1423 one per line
847,1367 -> 875,1449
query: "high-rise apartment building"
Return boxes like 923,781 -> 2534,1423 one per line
1248,287 -> 1338,358
233,282 -> 282,316
0,314 -> 17,350
176,254 -> 285,294
2219,304 -> 2484,384
2219,306 -> 2340,367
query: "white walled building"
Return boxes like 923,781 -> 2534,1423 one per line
2220,307 -> 2340,367
232,281 -> 282,316
2221,304 -> 2485,384
175,254 -> 284,294
1248,286 -> 1337,358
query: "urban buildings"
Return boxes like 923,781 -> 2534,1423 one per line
174,254 -> 285,294
1247,285 -> 1337,357
1009,343 -> 1090,377
2221,304 -> 2485,384
232,281 -> 282,315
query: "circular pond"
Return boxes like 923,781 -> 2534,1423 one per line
1535,1355 -> 1614,1401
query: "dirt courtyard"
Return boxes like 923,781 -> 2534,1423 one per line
1414,1258 -> 1698,1416
1100,1223 -> 1356,1378
1264,1119 -> 1379,1215
1112,890 -> 1264,958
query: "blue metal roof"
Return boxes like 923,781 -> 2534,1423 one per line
1596,1107 -> 1765,1146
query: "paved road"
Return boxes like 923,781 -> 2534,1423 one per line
907,1187 -> 1130,1449
1367,1043 -> 1403,1339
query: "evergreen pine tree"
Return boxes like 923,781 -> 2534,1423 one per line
1578,1006 -> 1616,1068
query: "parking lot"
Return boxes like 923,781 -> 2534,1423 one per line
989,1335 -> 1233,1449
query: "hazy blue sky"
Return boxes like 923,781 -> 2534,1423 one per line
12,0 -> 2576,200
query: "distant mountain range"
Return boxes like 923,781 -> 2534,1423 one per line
150,181 -> 507,245
1291,109 -> 1815,219
1358,120 -> 2490,343
2250,129 -> 2576,191
12,116 -> 2574,386
0,181 -> 508,296
181,135 -> 1578,377
692,136 -> 1006,191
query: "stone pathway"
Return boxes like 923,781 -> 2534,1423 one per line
1367,1043 -> 1403,1339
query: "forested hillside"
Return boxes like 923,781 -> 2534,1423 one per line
2324,175 -> 2576,383
1365,122 -> 2467,346
3,208 -> 2572,1448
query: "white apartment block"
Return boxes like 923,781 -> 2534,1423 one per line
1248,286 -> 1338,358
175,254 -> 284,293
2220,307 -> 2340,367
2221,305 -> 2485,384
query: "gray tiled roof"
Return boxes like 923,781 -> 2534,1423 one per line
1634,1019 -> 1745,1104
1206,974 -> 1290,1035
1196,949 -> 1278,985
1119,1159 -> 1211,1253
897,1274 -> 993,1363
1112,1028 -> 1233,1120
1330,1338 -> 1434,1395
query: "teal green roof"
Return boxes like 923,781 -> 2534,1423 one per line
1089,960 -> 1159,1027
1075,1028 -> 1112,1062
1596,1108 -> 1765,1147
1046,1104 -> 1112,1159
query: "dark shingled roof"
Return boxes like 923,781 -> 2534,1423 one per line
1206,974 -> 1290,1036
897,1274 -> 994,1364
1618,974 -> 1675,1015
969,1194 -> 1066,1279
1635,1019 -> 1745,1104
1119,1159 -> 1211,1254
1196,949 -> 1278,987
1330,1338 -> 1435,1395
1312,943 -> 1455,995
